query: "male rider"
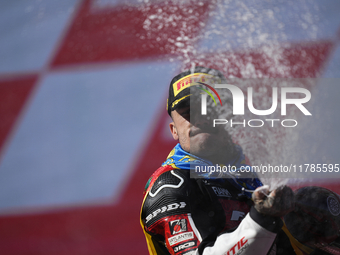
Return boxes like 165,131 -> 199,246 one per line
140,66 -> 295,255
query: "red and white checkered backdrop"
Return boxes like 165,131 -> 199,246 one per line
0,0 -> 340,254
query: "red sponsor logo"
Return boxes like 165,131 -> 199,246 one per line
169,219 -> 187,235
225,237 -> 248,255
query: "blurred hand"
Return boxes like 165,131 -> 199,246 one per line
252,185 -> 294,217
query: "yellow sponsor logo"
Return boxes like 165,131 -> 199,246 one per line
171,94 -> 191,109
172,73 -> 220,96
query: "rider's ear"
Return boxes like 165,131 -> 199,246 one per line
169,122 -> 178,140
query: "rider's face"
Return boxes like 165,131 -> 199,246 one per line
169,103 -> 233,161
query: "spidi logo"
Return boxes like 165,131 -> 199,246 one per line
200,84 -> 312,128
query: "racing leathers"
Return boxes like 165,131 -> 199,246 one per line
140,143 -> 283,255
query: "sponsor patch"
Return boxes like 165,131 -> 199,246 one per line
173,240 -> 197,253
145,202 -> 186,223
223,236 -> 248,255
170,219 -> 187,235
327,196 -> 340,216
173,73 -> 220,96
168,232 -> 194,246
230,211 -> 246,221
212,186 -> 232,198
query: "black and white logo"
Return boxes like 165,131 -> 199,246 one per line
168,232 -> 194,246
169,219 -> 187,235
145,202 -> 187,223
327,196 -> 340,216
230,210 -> 246,221
212,186 -> 231,198
173,241 -> 196,253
